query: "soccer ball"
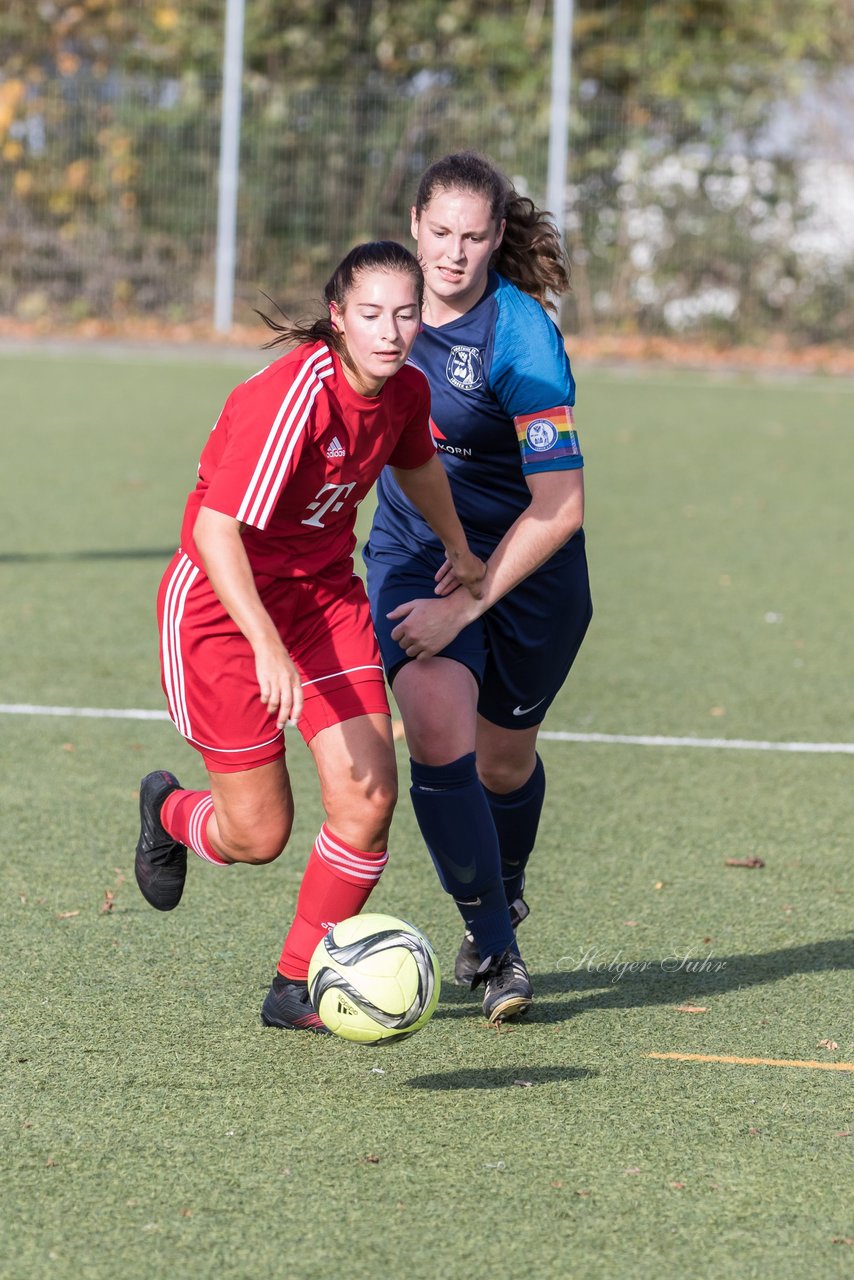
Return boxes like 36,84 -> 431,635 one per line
308,913 -> 440,1044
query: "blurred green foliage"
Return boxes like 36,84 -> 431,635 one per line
1,1 -> 853,340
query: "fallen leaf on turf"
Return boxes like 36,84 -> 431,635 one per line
654,881 -> 664,890
724,857 -> 765,868
670,1181 -> 686,1189
748,1128 -> 760,1137
831,1238 -> 854,1246
674,1004 -> 708,1013
833,1130 -> 852,1138
62,743 -> 75,751
512,1079 -> 533,1088
550,1181 -> 564,1189
575,1189 -> 590,1197
46,1158 -> 56,1167
362,1154 -> 380,1164
818,1039 -> 839,1052
57,911 -> 80,919
624,1167 -> 641,1176
179,1208 -> 192,1218
100,891 -> 116,914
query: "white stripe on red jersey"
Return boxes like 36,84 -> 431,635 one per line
237,347 -> 334,529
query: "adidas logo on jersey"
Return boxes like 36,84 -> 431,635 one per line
325,436 -> 346,459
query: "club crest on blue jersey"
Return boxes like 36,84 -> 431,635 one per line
446,345 -> 484,391
525,418 -> 560,451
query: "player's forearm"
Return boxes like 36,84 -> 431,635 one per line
390,457 -> 470,560
192,507 -> 283,652
476,475 -> 584,612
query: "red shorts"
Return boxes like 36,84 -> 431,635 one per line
157,551 -> 390,772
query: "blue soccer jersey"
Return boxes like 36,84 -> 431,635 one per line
370,271 -> 583,552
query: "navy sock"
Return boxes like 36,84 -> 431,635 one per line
483,754 -> 546,904
409,753 -> 515,959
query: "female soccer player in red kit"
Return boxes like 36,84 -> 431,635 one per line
134,241 -> 484,1032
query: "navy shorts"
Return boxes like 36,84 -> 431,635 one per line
363,532 -> 592,730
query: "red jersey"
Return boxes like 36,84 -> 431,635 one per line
179,341 -> 435,585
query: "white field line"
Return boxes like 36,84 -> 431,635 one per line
0,703 -> 170,721
538,730 -> 854,755
2,703 -> 853,755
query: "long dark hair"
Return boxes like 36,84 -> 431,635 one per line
414,151 -> 570,309
257,241 -> 424,357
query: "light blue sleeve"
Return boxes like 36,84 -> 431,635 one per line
488,277 -> 576,418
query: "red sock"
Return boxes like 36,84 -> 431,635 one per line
161,789 -> 231,866
278,823 -> 389,980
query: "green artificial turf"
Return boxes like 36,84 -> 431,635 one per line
1,350 -> 851,1280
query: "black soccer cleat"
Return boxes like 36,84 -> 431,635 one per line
454,896 -> 531,986
261,974 -> 330,1034
134,770 -> 187,911
472,947 -> 533,1025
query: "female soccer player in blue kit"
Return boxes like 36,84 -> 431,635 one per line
364,152 -> 592,1025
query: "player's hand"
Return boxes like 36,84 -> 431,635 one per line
254,640 -> 303,728
388,594 -> 479,660
434,549 -> 487,599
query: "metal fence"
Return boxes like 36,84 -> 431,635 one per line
2,71 -> 853,343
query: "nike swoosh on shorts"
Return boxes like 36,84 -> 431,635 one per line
512,697 -> 547,717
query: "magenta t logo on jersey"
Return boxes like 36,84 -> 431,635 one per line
446,345 -> 483,391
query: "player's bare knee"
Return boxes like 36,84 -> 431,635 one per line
325,775 -> 396,849
368,775 -> 398,827
478,758 -> 530,795
351,775 -> 397,838
217,819 -> 291,865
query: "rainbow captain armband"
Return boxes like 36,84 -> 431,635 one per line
514,405 -> 583,474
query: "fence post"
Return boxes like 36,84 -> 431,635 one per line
214,0 -> 246,333
547,0 -> 574,326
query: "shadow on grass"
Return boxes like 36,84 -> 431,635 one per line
405,1065 -> 596,1090
434,935 -> 854,1025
